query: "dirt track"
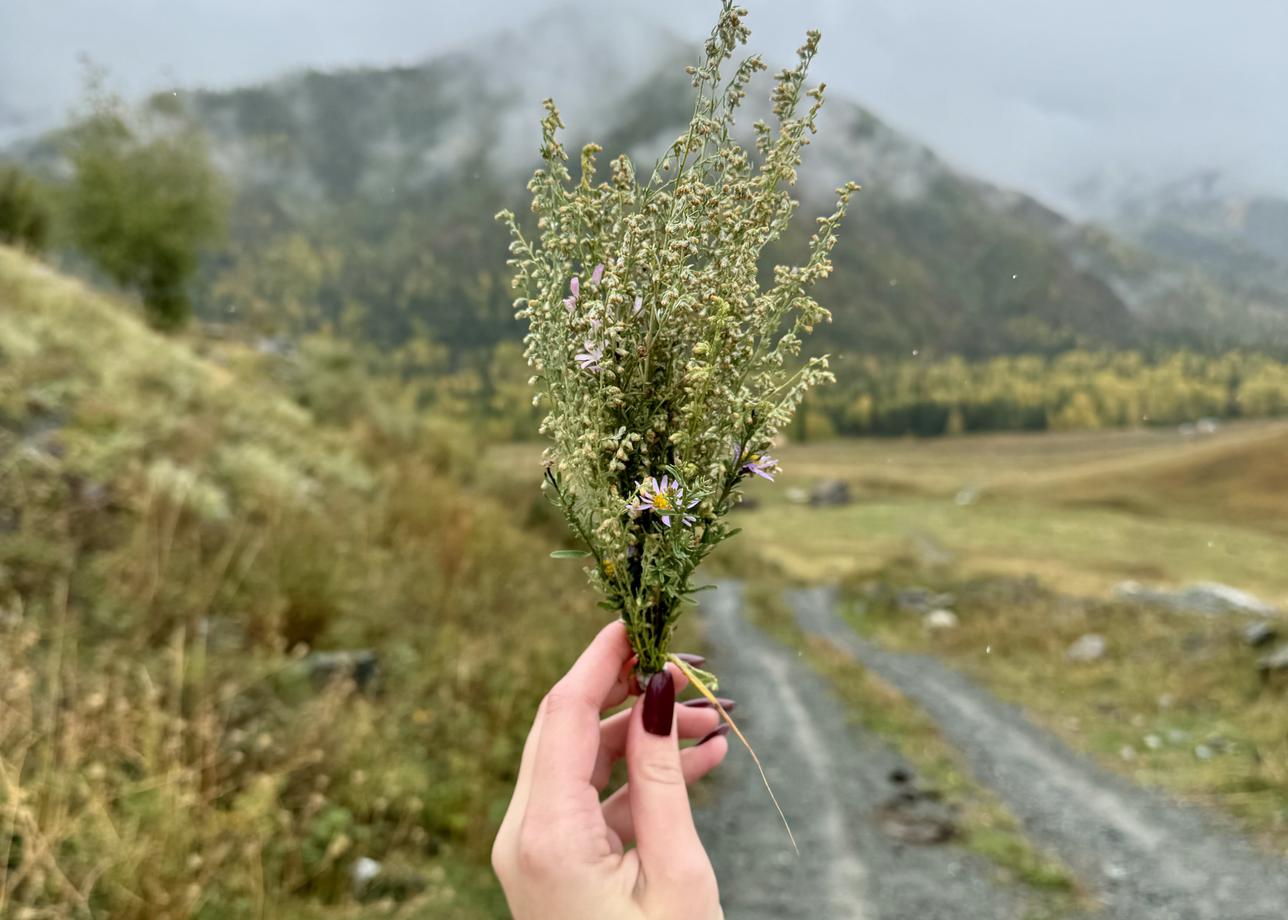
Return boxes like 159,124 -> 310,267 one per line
694,582 -> 1024,919
695,580 -> 1288,919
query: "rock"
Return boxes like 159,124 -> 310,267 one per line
896,587 -> 955,616
1116,580 -> 1279,618
1243,621 -> 1279,648
1066,633 -> 1107,663
1256,643 -> 1288,681
924,609 -> 959,631
887,766 -> 913,785
877,787 -> 958,845
302,649 -> 380,693
785,486 -> 810,505
350,857 -> 427,903
808,478 -> 851,507
351,857 -> 382,897
1196,417 -> 1220,435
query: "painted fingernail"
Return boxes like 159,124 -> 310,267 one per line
642,670 -> 675,736
696,724 -> 731,746
674,652 -> 706,667
681,697 -> 736,713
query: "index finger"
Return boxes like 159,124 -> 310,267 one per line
526,620 -> 634,817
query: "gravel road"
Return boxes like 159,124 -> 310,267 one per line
693,582 -> 1024,920
787,583 -> 1288,920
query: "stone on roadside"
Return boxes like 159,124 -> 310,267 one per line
1243,621 -> 1279,648
1116,581 -> 1278,618
924,609 -> 959,631
877,788 -> 958,845
1256,643 -> 1288,682
809,478 -> 851,507
785,486 -> 810,505
1066,633 -> 1107,663
302,649 -> 380,694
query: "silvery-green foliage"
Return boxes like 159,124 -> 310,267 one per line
497,1 -> 857,675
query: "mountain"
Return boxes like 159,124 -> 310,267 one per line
18,8 -> 1288,358
1071,169 -> 1288,349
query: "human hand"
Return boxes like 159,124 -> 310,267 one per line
491,621 -> 731,919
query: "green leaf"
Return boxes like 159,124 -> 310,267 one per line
550,549 -> 592,559
685,584 -> 717,594
724,527 -> 742,538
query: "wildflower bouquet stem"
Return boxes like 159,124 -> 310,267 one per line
499,1 -> 857,680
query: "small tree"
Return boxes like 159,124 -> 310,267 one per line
64,81 -> 225,329
0,163 -> 51,251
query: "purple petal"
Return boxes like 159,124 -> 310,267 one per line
661,515 -> 671,526
633,295 -> 643,315
590,263 -> 604,285
752,468 -> 774,481
570,276 -> 580,298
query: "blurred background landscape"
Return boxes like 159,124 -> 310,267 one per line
2,1 -> 1286,917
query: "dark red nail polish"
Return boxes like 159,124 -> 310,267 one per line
642,670 -> 675,736
697,724 -> 731,746
681,697 -> 736,713
675,652 -> 706,667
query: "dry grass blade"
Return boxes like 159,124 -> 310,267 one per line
670,654 -> 799,855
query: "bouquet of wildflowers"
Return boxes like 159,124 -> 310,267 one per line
498,1 -> 857,682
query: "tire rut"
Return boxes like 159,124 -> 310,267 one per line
788,584 -> 1288,920
694,582 -> 1023,920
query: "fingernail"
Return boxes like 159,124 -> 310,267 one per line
674,652 -> 706,667
681,697 -> 736,713
642,670 -> 675,736
696,724 -> 731,746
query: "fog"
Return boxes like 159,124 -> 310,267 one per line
2,0 -> 1284,213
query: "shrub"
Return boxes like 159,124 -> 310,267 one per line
0,163 -> 51,251
63,84 -> 226,330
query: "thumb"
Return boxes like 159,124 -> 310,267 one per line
627,668 -> 718,911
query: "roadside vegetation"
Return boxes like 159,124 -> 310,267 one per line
0,245 -> 598,918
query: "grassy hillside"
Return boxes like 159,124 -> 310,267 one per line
0,245 -> 600,918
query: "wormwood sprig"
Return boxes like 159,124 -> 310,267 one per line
498,1 -> 857,677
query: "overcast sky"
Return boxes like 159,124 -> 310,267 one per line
2,0 -> 1284,214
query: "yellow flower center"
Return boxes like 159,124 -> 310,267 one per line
602,561 -> 616,577
653,492 -> 671,511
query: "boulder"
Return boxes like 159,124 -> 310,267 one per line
924,609 -> 959,631
1257,644 -> 1288,682
784,486 -> 810,505
809,479 -> 851,507
302,649 -> 380,694
1243,621 -> 1279,648
1066,633 -> 1107,663
1116,581 -> 1278,618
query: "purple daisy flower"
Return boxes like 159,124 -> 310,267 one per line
575,340 -> 603,372
632,475 -> 698,527
733,443 -> 780,481
743,453 -> 780,481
